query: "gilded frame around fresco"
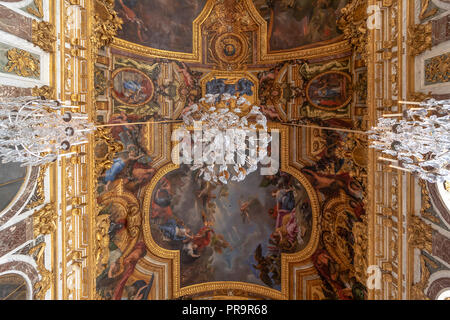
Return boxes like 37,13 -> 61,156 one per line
110,0 -> 351,63
305,70 -> 353,111
110,67 -> 155,107
140,123 -> 321,299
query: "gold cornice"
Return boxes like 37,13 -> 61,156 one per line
26,163 -> 49,210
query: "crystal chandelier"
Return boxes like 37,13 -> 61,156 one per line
180,93 -> 271,184
369,99 -> 450,183
0,96 -> 94,167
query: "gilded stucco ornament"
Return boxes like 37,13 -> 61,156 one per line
26,163 -> 50,210
408,215 -> 433,253
5,48 -> 40,78
337,0 -> 369,63
419,0 -> 438,21
418,179 -> 440,224
407,22 -> 432,56
411,255 -> 437,300
96,182 -> 142,276
33,203 -> 57,237
32,20 -> 57,53
353,215 -> 369,285
27,0 -> 44,19
203,0 -> 256,70
32,85 -> 55,100
93,128 -> 124,275
93,127 -> 124,178
91,0 -> 123,54
425,53 -> 450,84
29,242 -> 52,300
322,190 -> 355,271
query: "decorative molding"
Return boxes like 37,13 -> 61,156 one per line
353,214 -> 369,286
419,0 -> 438,21
93,127 -> 123,178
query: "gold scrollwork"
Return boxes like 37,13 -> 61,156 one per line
96,181 -> 142,276
353,215 -> 368,286
411,254 -> 437,300
419,0 -> 438,21
418,179 -> 440,224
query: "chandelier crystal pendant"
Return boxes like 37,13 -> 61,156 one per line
180,93 -> 271,184
0,96 -> 94,167
369,99 -> 450,183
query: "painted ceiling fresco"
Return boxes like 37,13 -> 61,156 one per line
93,0 -> 368,300
253,0 -> 349,51
114,0 -> 207,53
149,166 -> 313,289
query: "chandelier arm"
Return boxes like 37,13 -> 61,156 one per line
282,123 -> 368,135
16,100 -> 35,121
19,143 -> 46,159
95,120 -> 182,128
19,107 -> 46,123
